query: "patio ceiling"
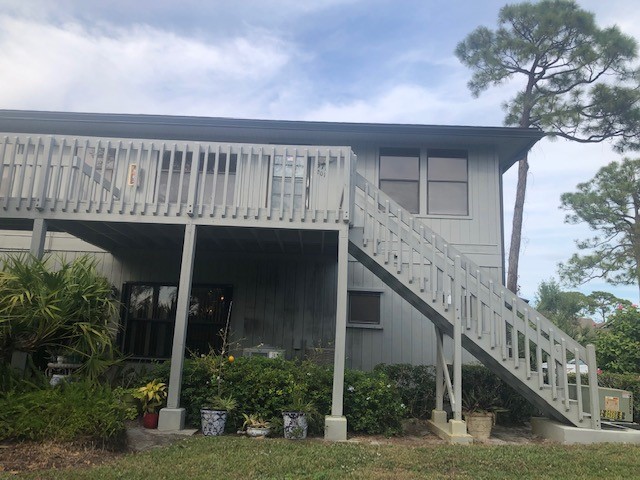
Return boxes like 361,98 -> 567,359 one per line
0,219 -> 339,256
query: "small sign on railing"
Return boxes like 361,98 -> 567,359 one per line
127,164 -> 138,186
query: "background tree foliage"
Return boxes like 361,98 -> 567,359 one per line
455,0 -> 639,293
595,305 -> 640,373
559,157 -> 640,298
533,279 -> 594,343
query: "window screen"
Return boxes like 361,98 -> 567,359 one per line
379,148 -> 420,213
348,291 -> 381,325
427,150 -> 468,215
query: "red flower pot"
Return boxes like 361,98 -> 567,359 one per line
143,412 -> 159,429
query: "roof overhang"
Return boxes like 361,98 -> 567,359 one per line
0,110 -> 545,173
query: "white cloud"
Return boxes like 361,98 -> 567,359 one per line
0,15 -> 294,116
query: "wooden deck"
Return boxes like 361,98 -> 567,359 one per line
0,134 -> 355,229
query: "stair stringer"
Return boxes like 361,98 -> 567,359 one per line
348,232 -> 578,426
348,173 -> 600,429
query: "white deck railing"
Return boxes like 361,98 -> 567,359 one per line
0,135 -> 355,224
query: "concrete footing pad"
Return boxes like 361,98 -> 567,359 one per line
427,410 -> 473,444
158,407 -> 186,431
325,415 -> 348,441
531,417 -> 640,444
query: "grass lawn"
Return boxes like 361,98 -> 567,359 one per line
5,436 -> 640,480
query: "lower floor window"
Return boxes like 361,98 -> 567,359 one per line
120,283 -> 233,359
348,291 -> 381,326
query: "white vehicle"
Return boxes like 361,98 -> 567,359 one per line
541,359 -> 601,375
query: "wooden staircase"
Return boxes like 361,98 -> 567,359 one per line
349,173 -> 600,429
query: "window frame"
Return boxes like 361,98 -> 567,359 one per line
426,149 -> 469,217
347,289 -> 383,330
378,147 -> 421,215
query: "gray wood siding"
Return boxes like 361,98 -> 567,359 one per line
353,144 -> 503,279
1,229 -> 477,370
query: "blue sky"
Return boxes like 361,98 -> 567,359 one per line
1,0 -> 638,303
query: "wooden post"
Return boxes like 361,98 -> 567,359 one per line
435,327 -> 444,411
158,223 -> 197,431
325,227 -> 349,441
586,344 -> 601,430
453,256 -> 462,422
30,218 -> 47,259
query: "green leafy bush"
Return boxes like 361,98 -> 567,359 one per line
344,369 -> 405,435
375,364 -> 436,419
0,254 -> 120,382
0,381 -> 133,447
462,365 -> 536,424
145,355 -> 404,435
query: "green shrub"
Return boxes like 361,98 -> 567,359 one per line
0,381 -> 133,447
462,365 -> 536,424
375,364 -> 436,419
145,355 -> 404,435
344,369 -> 405,435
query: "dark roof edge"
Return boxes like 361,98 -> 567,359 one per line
0,109 -> 546,140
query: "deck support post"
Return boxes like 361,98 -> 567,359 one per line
30,218 -> 47,259
325,227 -> 348,441
435,327 -> 444,411
158,223 -> 197,431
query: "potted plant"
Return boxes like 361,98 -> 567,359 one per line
134,379 -> 167,429
462,387 -> 502,441
282,386 -> 316,440
201,394 -> 237,436
242,413 -> 271,438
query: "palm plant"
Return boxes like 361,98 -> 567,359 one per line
0,253 -> 119,381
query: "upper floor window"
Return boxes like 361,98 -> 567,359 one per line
379,148 -> 419,214
427,150 -> 468,216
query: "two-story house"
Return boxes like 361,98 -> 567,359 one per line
0,110 -> 602,441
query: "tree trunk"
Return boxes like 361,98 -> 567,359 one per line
507,154 -> 529,293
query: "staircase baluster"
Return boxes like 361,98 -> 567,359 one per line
362,182 -> 369,248
549,328 -> 557,400
489,280 -> 496,349
500,289 -> 508,361
384,200 -> 391,265
524,308 -> 531,379
575,348 -> 584,422
430,234 -> 436,302
419,225 -> 426,291
512,296 -> 519,369
536,317 -> 543,389
408,216 -> 414,283
26,137 -> 42,211
465,265 -> 471,330
372,189 -> 379,256
396,208 -> 402,274
476,269 -> 482,339
443,244 -> 450,310
560,339 -> 570,411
